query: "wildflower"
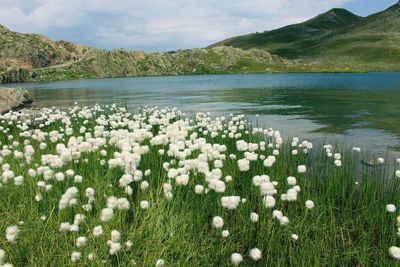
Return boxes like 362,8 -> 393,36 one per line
287,176 -> 296,185
140,200 -> 149,209
212,216 -> 224,228
117,198 -> 130,210
194,185 -> 204,194
76,236 -> 87,247
111,230 -> 121,242
263,196 -> 276,208
249,248 -> 262,261
305,200 -> 315,209
93,226 -> 104,237
231,253 -> 243,266
250,212 -> 259,223
108,241 -> 121,255
222,230 -> 230,237
221,196 -> 241,209
237,159 -> 250,172
377,158 -> 385,164
389,246 -> 400,260
291,234 -> 299,240
156,259 -> 166,266
279,216 -> 289,225
387,204 -> 396,213
71,252 -> 81,263
396,170 -> 400,178
5,225 -> 19,242
100,208 -> 114,222
297,165 -> 306,173
126,240 -> 133,250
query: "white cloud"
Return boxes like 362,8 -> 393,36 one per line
0,0 -> 356,51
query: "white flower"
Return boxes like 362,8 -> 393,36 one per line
291,234 -> 299,240
108,241 -> 121,255
212,216 -> 224,228
389,246 -> 400,260
377,157 -> 385,164
100,208 -> 114,222
93,225 -> 104,237
76,236 -> 87,247
194,185 -> 204,194
396,170 -> 400,178
231,253 -> 243,266
111,230 -> 121,242
156,259 -> 166,266
117,198 -> 130,210
237,159 -> 250,172
387,204 -> 396,213
297,165 -> 306,173
263,196 -> 276,208
250,212 -> 259,223
305,200 -> 315,209
222,230 -> 230,237
249,248 -> 262,261
140,200 -> 149,209
279,216 -> 289,225
221,196 -> 241,209
5,225 -> 19,242
287,176 -> 296,185
71,252 -> 81,262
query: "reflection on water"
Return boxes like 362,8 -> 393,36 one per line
8,72 -> 400,156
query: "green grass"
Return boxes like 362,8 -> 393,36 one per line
0,105 -> 400,266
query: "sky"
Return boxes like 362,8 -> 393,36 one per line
0,0 -> 397,52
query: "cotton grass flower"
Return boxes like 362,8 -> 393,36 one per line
5,225 -> 19,242
71,252 -> 81,263
249,248 -> 262,261
263,196 -> 276,208
387,204 -> 396,213
93,225 -> 104,237
231,253 -> 243,266
297,165 -> 306,173
305,200 -> 315,209
250,212 -> 259,223
389,246 -> 400,260
100,208 -> 114,222
291,234 -> 299,240
212,216 -> 224,228
140,200 -> 150,209
156,259 -> 166,266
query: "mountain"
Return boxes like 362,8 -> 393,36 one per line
211,8 -> 362,58
211,2 -> 400,69
0,25 -> 300,83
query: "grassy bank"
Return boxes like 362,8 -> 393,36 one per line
0,105 -> 400,266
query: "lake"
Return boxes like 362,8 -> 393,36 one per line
8,72 -> 400,157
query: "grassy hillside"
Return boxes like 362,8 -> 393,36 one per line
211,8 -> 363,58
211,2 -> 400,69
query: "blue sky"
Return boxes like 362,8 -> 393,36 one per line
0,0 -> 397,52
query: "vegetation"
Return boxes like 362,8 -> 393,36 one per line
212,2 -> 400,70
0,105 -> 400,266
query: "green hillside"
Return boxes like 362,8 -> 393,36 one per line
211,1 -> 400,69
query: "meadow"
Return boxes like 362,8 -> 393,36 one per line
0,104 -> 400,266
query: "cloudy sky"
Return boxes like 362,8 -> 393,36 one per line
0,0 -> 397,52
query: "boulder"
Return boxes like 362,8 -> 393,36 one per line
0,87 -> 33,113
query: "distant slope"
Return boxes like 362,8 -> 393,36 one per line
211,1 -> 400,68
210,8 -> 363,58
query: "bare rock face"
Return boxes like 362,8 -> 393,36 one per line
0,87 -> 33,113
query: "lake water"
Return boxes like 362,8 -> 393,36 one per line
9,72 -> 400,157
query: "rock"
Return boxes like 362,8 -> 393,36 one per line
0,87 -> 33,114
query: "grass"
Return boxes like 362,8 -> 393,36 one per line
0,105 -> 400,266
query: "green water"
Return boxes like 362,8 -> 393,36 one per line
9,72 -> 400,156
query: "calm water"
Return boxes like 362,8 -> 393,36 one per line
9,72 -> 400,157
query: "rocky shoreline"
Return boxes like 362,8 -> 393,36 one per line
0,87 -> 33,114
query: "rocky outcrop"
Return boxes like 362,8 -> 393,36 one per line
0,87 -> 33,113
1,68 -> 30,83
